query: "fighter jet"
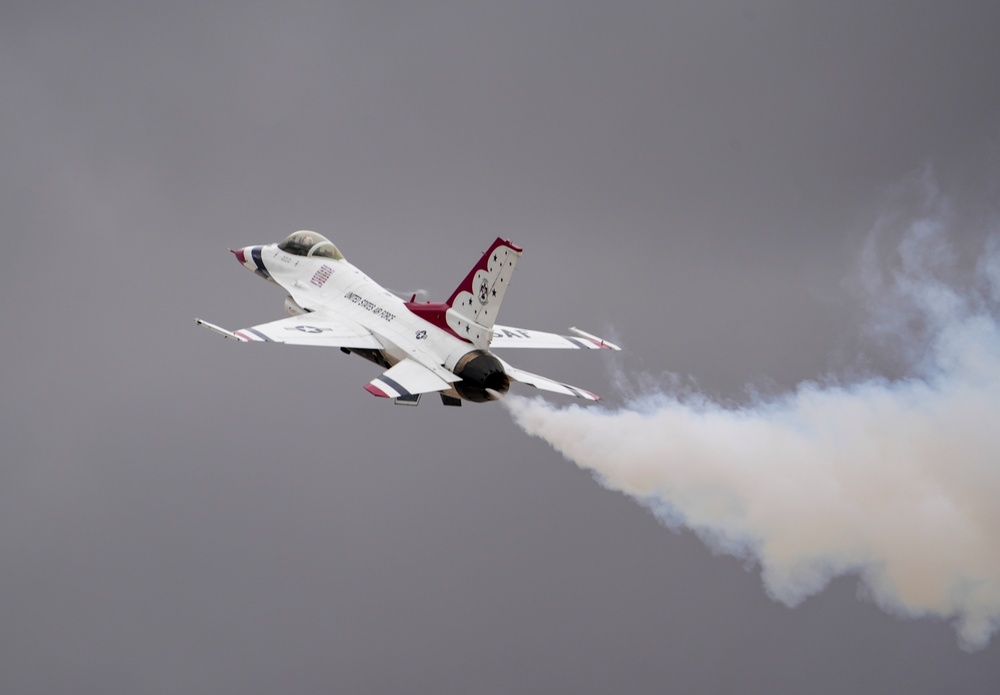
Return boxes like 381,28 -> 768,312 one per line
196,232 -> 620,406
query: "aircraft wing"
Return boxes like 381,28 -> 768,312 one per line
365,358 -> 458,399
195,313 -> 383,349
495,356 -> 602,401
491,325 -> 621,350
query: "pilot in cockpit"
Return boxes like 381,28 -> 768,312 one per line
278,231 -> 345,261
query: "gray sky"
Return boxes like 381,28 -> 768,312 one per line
2,1 -> 999,692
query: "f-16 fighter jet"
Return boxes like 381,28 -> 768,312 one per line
196,232 -> 620,406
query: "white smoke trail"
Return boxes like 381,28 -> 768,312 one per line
505,176 -> 1000,650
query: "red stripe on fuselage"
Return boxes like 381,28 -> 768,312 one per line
404,301 -> 470,343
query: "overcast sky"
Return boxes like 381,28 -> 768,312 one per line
2,2 -> 1000,693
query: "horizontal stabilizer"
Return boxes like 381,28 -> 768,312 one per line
496,357 -> 602,401
490,325 -> 621,350
365,359 -> 455,399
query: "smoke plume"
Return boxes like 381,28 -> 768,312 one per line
505,172 -> 1000,649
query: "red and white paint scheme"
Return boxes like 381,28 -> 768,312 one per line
197,232 -> 620,406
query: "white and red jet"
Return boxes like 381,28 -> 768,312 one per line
196,232 -> 620,406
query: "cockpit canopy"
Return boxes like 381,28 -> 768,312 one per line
278,231 -> 344,260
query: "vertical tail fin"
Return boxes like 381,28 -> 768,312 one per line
445,238 -> 523,348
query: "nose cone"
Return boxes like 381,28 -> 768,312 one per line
231,245 -> 272,280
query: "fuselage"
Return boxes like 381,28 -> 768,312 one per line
236,239 -> 508,401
